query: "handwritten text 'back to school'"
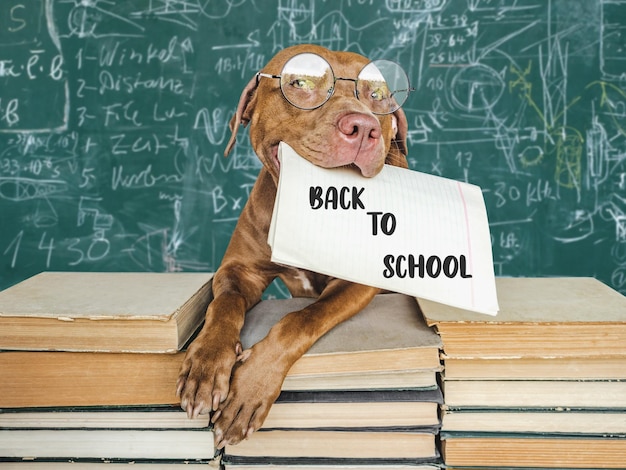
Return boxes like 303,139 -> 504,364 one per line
309,185 -> 473,280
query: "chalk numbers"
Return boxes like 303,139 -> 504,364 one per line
2,230 -> 111,269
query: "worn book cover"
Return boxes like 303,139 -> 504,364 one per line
418,277 -> 626,358
264,389 -> 443,429
442,409 -> 626,434
224,428 -> 440,461
241,293 -> 442,376
1,294 -> 441,408
440,432 -> 626,468
0,272 -> 214,353
0,405 -> 215,461
441,379 -> 626,409
441,356 -> 626,380
0,428 -> 216,461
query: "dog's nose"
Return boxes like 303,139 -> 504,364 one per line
336,113 -> 385,177
337,113 -> 382,144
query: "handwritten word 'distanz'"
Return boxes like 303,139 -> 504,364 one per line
307,185 -> 473,280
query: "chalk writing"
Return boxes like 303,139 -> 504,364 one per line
0,0 -> 624,299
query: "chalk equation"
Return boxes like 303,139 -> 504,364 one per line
0,0 -> 625,297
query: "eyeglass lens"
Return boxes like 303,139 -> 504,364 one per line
278,53 -> 410,114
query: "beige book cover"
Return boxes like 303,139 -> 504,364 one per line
0,271 -> 214,353
419,277 -> 626,324
240,293 -> 443,376
418,277 -> 626,357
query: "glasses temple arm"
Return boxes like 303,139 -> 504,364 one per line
389,87 -> 416,99
257,72 -> 281,79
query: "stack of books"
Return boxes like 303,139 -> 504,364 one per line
0,271 -> 218,466
222,293 -> 444,470
1,272 -> 444,469
418,277 -> 626,469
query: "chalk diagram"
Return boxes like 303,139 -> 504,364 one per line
58,0 -> 144,38
0,0 -> 624,295
448,64 -> 506,113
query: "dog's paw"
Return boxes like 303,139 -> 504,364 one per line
211,344 -> 286,448
176,333 -> 242,419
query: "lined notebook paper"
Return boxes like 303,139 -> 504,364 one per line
269,142 -> 499,315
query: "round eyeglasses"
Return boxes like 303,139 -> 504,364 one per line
256,53 -> 413,115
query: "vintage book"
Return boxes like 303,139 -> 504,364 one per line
0,350 -> 439,408
0,428 -> 215,461
222,462 -> 442,470
440,432 -> 626,468
441,379 -> 626,409
0,405 -> 216,461
0,463 -> 216,468
224,428 -> 439,461
0,272 -> 214,353
0,350 -> 184,408
0,293 -> 441,408
443,467 -> 609,470
0,405 -> 209,429
241,293 -> 442,374
442,409 -> 626,434
284,368 -> 438,391
0,389 -> 441,431
263,389 -> 442,429
442,356 -> 626,380
419,277 -> 626,358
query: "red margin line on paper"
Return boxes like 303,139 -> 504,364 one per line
456,181 -> 476,309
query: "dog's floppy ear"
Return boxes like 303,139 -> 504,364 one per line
385,107 -> 409,168
224,75 -> 259,157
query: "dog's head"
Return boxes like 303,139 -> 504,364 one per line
225,44 -> 409,182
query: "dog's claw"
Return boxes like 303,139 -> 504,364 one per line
192,404 -> 201,419
176,330 -> 242,424
208,341 -> 285,448
212,392 -> 222,411
214,428 -> 224,449
237,348 -> 252,363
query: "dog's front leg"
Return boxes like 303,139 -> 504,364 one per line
211,279 -> 380,448
177,265 -> 268,418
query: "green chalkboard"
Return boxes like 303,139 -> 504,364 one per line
1,0 -> 625,297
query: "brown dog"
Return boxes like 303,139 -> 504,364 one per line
177,44 -> 409,448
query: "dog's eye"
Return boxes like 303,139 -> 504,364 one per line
370,87 -> 388,101
291,78 -> 316,91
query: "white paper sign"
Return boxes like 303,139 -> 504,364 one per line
268,142 -> 499,315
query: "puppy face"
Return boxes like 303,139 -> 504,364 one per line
226,44 -> 408,182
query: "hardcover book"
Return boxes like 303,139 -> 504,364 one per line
0,406 -> 215,461
0,272 -> 214,353
418,277 -> 626,358
1,293 -> 441,408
